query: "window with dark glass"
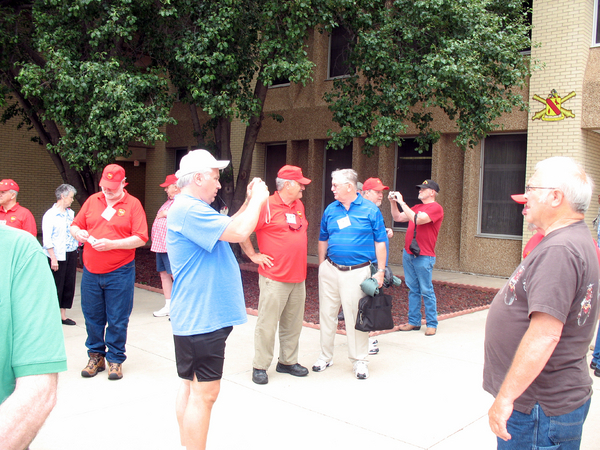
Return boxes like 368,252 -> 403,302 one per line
328,26 -> 353,78
393,139 -> 432,228
480,134 -> 527,237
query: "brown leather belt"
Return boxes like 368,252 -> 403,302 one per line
326,257 -> 370,271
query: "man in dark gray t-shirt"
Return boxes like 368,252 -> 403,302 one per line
483,156 -> 599,449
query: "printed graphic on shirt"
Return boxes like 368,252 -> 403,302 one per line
577,283 -> 594,326
504,265 -> 525,305
117,208 -> 126,217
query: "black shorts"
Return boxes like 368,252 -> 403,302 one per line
173,327 -> 233,382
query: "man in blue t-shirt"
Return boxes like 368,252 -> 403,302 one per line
314,168 -> 388,380
167,149 -> 269,450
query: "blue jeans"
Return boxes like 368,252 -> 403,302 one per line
592,321 -> 600,365
499,400 -> 591,449
81,260 -> 135,364
402,249 -> 438,328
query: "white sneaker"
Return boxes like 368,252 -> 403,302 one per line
354,361 -> 369,380
312,359 -> 333,372
369,338 -> 379,355
153,305 -> 170,317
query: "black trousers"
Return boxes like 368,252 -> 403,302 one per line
48,250 -> 78,310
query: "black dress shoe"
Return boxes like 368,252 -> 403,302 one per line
62,318 -> 76,326
252,368 -> 268,384
276,362 -> 309,377
591,360 -> 597,370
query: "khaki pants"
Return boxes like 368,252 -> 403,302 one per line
317,260 -> 369,364
252,275 -> 306,370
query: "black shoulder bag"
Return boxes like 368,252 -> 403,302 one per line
408,213 -> 421,256
355,289 -> 394,332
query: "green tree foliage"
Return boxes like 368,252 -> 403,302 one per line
0,0 -> 531,207
0,0 -> 174,201
146,0 -> 326,211
324,0 -> 532,154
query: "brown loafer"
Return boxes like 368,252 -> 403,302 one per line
398,324 -> 421,332
425,327 -> 437,336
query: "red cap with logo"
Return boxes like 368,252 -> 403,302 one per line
0,179 -> 19,192
99,164 -> 127,190
277,165 -> 311,185
362,177 -> 389,191
160,174 -> 178,187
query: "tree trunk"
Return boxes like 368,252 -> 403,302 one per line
214,117 -> 234,209
231,78 -> 268,214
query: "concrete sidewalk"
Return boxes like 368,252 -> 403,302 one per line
33,269 -> 599,450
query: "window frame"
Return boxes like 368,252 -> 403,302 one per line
477,133 -> 527,240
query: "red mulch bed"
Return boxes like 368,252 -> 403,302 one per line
132,247 -> 499,330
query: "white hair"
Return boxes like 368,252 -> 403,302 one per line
177,167 -> 213,188
534,156 -> 594,213
331,168 -> 358,189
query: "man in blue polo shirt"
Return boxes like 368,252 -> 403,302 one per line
313,168 -> 388,380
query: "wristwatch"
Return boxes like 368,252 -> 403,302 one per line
377,268 -> 385,273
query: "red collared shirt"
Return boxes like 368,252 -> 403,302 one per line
72,190 -> 148,274
254,192 -> 308,283
0,202 -> 37,236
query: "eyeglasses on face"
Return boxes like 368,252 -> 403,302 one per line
524,186 -> 557,193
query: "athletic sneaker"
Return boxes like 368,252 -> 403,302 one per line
153,305 -> 170,317
312,359 -> 333,372
354,361 -> 369,380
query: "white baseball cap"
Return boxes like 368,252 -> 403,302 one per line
176,149 -> 230,178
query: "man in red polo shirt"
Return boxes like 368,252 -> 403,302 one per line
240,165 -> 311,385
71,164 -> 148,380
0,179 -> 37,236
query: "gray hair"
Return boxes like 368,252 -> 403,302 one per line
275,177 -> 294,191
177,168 -> 213,189
55,184 -> 76,200
331,168 -> 358,189
534,156 -> 594,213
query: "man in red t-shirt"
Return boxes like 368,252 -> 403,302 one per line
0,179 -> 37,236
71,164 -> 148,381
240,165 -> 311,385
389,179 -> 444,336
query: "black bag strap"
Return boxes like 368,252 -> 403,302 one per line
413,213 -> 418,238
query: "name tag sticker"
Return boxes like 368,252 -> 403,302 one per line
101,206 -> 116,221
337,215 -> 351,229
0,220 -> 5,226
286,213 -> 297,224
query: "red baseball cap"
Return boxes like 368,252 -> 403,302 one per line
277,165 -> 311,185
0,179 -> 19,192
362,177 -> 389,191
160,174 -> 178,187
99,164 -> 127,190
511,194 -> 526,204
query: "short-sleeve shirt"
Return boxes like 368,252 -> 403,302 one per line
254,192 -> 308,283
319,194 -> 388,266
42,204 -> 79,260
404,202 -> 444,257
1,226 -> 67,403
151,198 -> 174,253
167,193 -> 247,336
71,190 -> 148,274
483,221 -> 599,416
0,203 -> 37,236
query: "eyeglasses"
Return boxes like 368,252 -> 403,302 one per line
288,222 -> 303,231
331,182 -> 349,190
525,186 -> 557,193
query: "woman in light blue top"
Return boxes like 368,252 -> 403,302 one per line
42,184 -> 79,325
